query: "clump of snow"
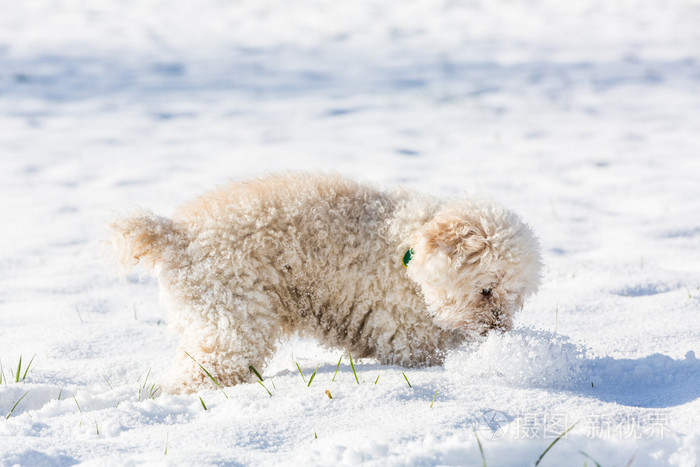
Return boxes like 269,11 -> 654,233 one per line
446,329 -> 586,389
2,0 -> 700,464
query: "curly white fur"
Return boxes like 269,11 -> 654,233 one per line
111,173 -> 542,393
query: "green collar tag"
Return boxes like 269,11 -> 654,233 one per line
402,248 -> 414,268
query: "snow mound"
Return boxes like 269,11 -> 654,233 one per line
445,328 -> 586,389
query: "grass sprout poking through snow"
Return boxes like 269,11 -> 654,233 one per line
307,364 -> 320,387
402,372 -> 412,388
199,396 -> 207,410
249,365 -> 264,382
474,430 -> 486,467
16,355 -> 29,381
258,381 -> 272,397
6,355 -> 35,383
348,352 -> 359,384
535,421 -> 578,466
22,355 -> 36,381
295,362 -> 307,384
374,374 -> 380,384
73,394 -> 82,413
332,356 -> 342,382
325,389 -> 332,399
249,365 -> 272,396
6,391 -> 29,419
148,384 -> 160,399
140,369 -> 151,388
184,351 -> 229,399
137,369 -> 161,400
430,389 -> 437,408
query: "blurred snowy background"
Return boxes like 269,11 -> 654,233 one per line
1,1 -> 700,465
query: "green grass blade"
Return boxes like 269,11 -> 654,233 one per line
578,450 -> 602,467
258,381 -> 272,397
73,394 -> 82,413
94,418 -> 100,435
21,355 -> 35,381
249,365 -> 264,382
58,387 -> 63,400
295,362 -> 307,383
141,368 -> 151,389
474,430 -> 486,467
374,374 -> 380,384
307,364 -> 320,387
535,421 -> 578,466
6,391 -> 29,419
402,372 -> 412,388
184,351 -> 229,399
325,389 -> 332,399
199,396 -> 207,410
348,352 -> 359,384
0,358 -> 5,384
332,356 -> 342,382
430,389 -> 437,408
164,431 -> 169,456
15,356 -> 21,383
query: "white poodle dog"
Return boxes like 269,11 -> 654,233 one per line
111,173 -> 541,393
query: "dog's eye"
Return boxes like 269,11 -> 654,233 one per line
481,288 -> 492,298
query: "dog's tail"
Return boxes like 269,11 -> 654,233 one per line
110,212 -> 190,275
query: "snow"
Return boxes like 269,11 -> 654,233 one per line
1,0 -> 700,465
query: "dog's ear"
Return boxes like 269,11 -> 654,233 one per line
421,215 -> 492,268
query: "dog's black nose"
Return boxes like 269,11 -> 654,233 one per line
481,288 -> 492,298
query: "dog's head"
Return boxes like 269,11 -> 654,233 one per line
406,199 -> 542,338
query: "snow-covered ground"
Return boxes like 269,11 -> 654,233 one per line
2,0 -> 700,465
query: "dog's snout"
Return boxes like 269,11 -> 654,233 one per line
496,313 -> 514,332
490,307 -> 513,331
481,288 -> 492,299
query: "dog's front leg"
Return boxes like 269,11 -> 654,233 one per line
161,306 -> 283,394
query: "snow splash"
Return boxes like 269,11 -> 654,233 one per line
445,328 -> 587,389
